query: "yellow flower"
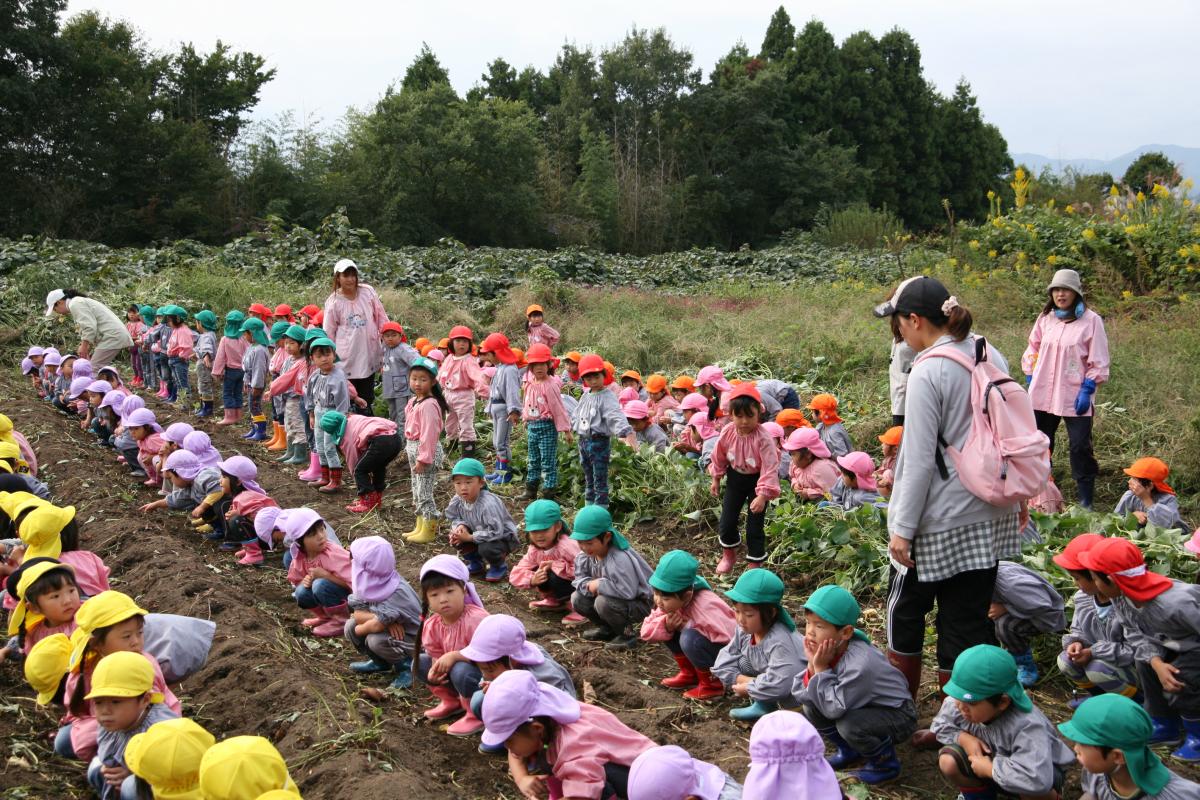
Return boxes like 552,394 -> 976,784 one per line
968,240 -> 980,250
1082,229 -> 1097,240
947,258 -> 958,268
1047,255 -> 1058,265
1186,178 -> 1196,191
1016,251 -> 1027,261
1136,191 -> 1146,203
1180,293 -> 1191,303
1110,185 -> 1120,197
1122,290 -> 1132,299
987,190 -> 996,200
1065,204 -> 1075,214
1179,247 -> 1191,259
988,249 -> 998,258
1152,183 -> 1170,199
1185,199 -> 1194,208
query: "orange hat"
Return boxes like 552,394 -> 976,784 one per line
727,383 -> 762,404
511,347 -> 526,367
878,426 -> 903,446
414,337 -> 430,349
670,375 -> 695,392
620,370 -> 643,385
775,409 -> 810,429
806,393 -> 842,424
419,343 -> 434,357
1124,457 -> 1174,495
525,304 -> 544,317
1079,537 -> 1173,602
1051,532 -> 1105,572
644,374 -> 668,394
564,351 -> 582,364
448,325 -> 473,342
480,332 -> 517,364
438,338 -> 450,350
524,344 -> 557,367
577,354 -> 606,377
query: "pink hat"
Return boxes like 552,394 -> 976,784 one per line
118,394 -> 145,421
680,393 -> 708,412
1187,529 -> 1200,555
43,352 -> 62,367
460,614 -> 543,666
687,411 -> 717,441
125,408 -> 162,432
85,380 -> 112,395
182,430 -> 221,468
283,507 -> 324,557
255,507 -> 285,548
427,348 -> 445,363
26,346 -> 45,358
629,745 -> 727,800
349,536 -> 403,604
695,365 -> 732,392
761,421 -> 784,440
419,554 -> 484,609
783,427 -> 830,458
68,376 -> 91,398
20,357 -> 35,375
836,451 -> 878,492
163,422 -> 195,445
480,670 -> 581,747
99,390 -> 125,410
743,711 -> 841,799
72,358 -> 93,377
624,400 -> 650,420
618,387 -> 639,407
216,455 -> 263,494
163,449 -> 202,481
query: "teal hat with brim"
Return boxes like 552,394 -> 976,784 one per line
304,327 -> 327,343
943,644 -> 1033,713
410,356 -> 438,378
165,305 -> 187,320
802,585 -> 870,643
283,324 -> 308,343
308,336 -> 339,361
724,568 -> 795,631
239,317 -> 270,347
523,499 -> 562,532
318,410 -> 347,444
223,310 -> 246,339
194,310 -> 218,331
1058,694 -> 1171,795
269,320 -> 290,343
649,549 -> 710,594
569,505 -> 629,550
156,306 -> 171,316
138,305 -> 155,326
451,458 -> 486,479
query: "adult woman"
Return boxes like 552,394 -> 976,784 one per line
44,289 -> 134,368
1021,268 -> 1109,509
322,258 -> 389,415
876,276 -> 1021,749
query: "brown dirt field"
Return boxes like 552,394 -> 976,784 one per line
1,375 -> 1197,799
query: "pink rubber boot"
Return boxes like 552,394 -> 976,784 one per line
423,685 -> 464,721
312,603 -> 349,637
297,452 -> 322,482
446,696 -> 485,736
237,541 -> 263,566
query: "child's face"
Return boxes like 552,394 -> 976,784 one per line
840,469 -> 859,489
31,355 -> 44,366
527,523 -> 560,550
312,349 -> 335,372
505,722 -> 544,759
272,529 -> 284,546
698,384 -> 715,399
1069,570 -> 1098,597
45,365 -> 57,377
302,526 -> 326,558
98,617 -> 145,657
161,441 -> 179,457
87,391 -> 103,406
452,475 -> 484,503
220,473 -> 233,495
629,417 -> 649,432
1072,742 -> 1122,775
477,659 -> 508,682
481,351 -> 498,366
450,338 -> 471,356
298,313 -> 311,327
167,470 -> 188,489
803,611 -> 852,648
791,449 -> 813,468
127,309 -> 139,320
29,581 -> 81,626
130,425 -> 147,441
528,313 -> 544,325
582,372 -> 604,390
426,582 -> 466,620
381,331 -> 403,348
620,378 -> 639,390
670,388 -> 687,402
653,589 -> 690,614
649,389 -> 665,401
882,443 -> 898,457
1091,573 -> 1122,601
734,602 -> 766,637
284,338 -> 301,356
732,410 -> 759,436
408,370 -> 433,395
578,535 -> 609,559
94,694 -> 150,732
62,363 -> 73,378
529,362 -> 548,380
955,695 -> 1009,725
242,331 -> 253,344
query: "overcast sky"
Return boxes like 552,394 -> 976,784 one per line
64,0 -> 1200,159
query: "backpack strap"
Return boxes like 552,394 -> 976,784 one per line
914,338 -> 985,482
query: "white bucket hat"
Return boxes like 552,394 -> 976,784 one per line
1046,269 -> 1084,298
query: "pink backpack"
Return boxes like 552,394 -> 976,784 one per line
917,337 -> 1051,506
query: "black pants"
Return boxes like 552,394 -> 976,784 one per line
1034,410 -> 1098,497
1138,649 -> 1200,717
354,433 -> 401,494
719,469 -> 766,562
224,513 -> 255,544
532,570 -> 574,602
886,563 -> 998,670
892,414 -> 905,427
350,376 -> 376,417
455,537 -> 517,568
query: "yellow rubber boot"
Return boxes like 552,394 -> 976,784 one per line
407,516 -> 439,544
402,515 -> 423,541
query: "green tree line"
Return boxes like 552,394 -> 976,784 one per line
2,3 -> 1011,252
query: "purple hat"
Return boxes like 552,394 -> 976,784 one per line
182,431 -> 221,468
85,380 -> 112,395
68,377 -> 93,399
164,450 -> 201,480
125,407 -> 162,432
163,422 -> 195,445
695,365 -> 732,392
419,554 -> 484,609
254,507 -> 286,549
21,358 -> 36,375
743,711 -> 840,799
479,670 -> 581,748
783,427 -> 830,458
118,394 -> 145,421
628,746 -> 728,800
283,507 -> 323,557
26,346 -> 45,358
43,347 -> 59,357
99,390 -> 125,410
216,455 -> 263,494
348,536 -> 402,603
43,352 -> 62,368
460,614 -> 543,666
72,358 -> 92,378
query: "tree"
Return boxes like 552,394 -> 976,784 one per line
401,43 -> 450,92
934,80 -> 1011,222
1122,151 -> 1179,193
759,6 -> 795,61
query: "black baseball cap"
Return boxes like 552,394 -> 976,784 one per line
873,276 -> 951,319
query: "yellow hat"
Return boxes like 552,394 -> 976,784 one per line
68,590 -> 148,672
0,491 -> 47,522
24,632 -> 71,706
0,460 -> 10,474
7,559 -> 74,636
18,503 -> 75,561
0,441 -> 19,461
126,717 -> 215,800
199,736 -> 295,800
255,793 -> 303,800
84,650 -> 163,702
0,413 -> 14,444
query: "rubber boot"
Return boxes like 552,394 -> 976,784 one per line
1150,716 -> 1184,746
309,467 -> 330,489
423,685 -> 464,721
247,418 -> 270,442
484,562 -> 509,583
715,547 -> 738,575
283,441 -> 309,465
402,516 -> 424,542
156,383 -> 169,399
312,603 -> 349,637
1171,718 -> 1200,762
461,551 -> 486,577
1076,476 -> 1095,510
729,700 -> 777,722
682,669 -> 725,701
198,400 -> 214,418
350,655 -> 391,674
523,481 -> 540,501
486,459 -> 511,485
317,468 -> 343,493
216,407 -> 241,426
346,491 -> 381,513
910,669 -> 953,750
819,728 -> 861,769
237,541 -> 264,566
484,460 -> 503,482
849,741 -> 901,784
390,657 -> 414,690
1013,649 -> 1039,687
297,452 -> 322,481
446,696 -> 485,736
301,607 -> 327,628
888,650 -> 924,703
275,442 -> 298,463
406,516 -> 439,544
267,422 -> 288,451
461,441 -> 476,459
529,591 -> 565,611
262,421 -> 283,449
540,487 -> 558,501
661,654 -> 699,689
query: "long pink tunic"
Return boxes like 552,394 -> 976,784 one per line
640,588 -> 737,645
649,394 -> 679,425
211,336 -> 248,377
230,490 -> 278,521
403,396 -> 444,466
509,537 -> 581,588
438,354 -> 488,394
526,322 -> 560,348
709,425 -> 781,499
522,376 -> 570,431
1021,309 -> 1110,418
548,704 -> 656,799
789,458 -> 841,499
286,541 -> 352,589
420,604 -> 489,661
341,415 -> 398,475
167,326 -> 193,359
323,284 -> 389,380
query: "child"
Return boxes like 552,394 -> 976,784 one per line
620,370 -> 649,402
782,427 -> 839,501
480,332 -> 522,485
570,505 -> 654,649
124,717 -> 215,800
876,425 -> 902,497
510,500 -> 583,620
525,303 -> 560,348
1058,694 -> 1200,800
7,559 -> 81,655
138,309 -> 159,394
305,335 -> 350,491
217,455 -> 277,557
198,736 -> 298,799
296,326 -> 330,482
182,430 -> 221,470
628,744 -> 743,800
212,310 -> 248,427
761,421 -> 789,482
709,383 -> 780,574
1053,534 -> 1139,707
164,306 -> 192,407
24,503 -> 110,598
124,307 -> 146,387
415,554 -> 490,736
742,711 -> 843,800
85,651 -> 180,800
0,442 -> 49,496
138,451 -> 225,536
152,310 -> 172,400
480,669 -> 656,800
318,410 -> 400,514
932,644 -> 1075,799
827,452 -> 886,511
402,357 -> 448,543
991,560 -> 1067,687
380,320 -> 418,430
521,343 -> 572,501
298,304 -> 321,328
161,422 -> 193,461
25,631 -> 71,707
571,354 -> 632,508
124,408 -> 164,487
645,374 -> 677,426
41,351 -> 61,400
268,324 -> 310,466
793,584 -> 916,784
284,507 -> 351,637
755,378 -> 800,416
807,393 -> 853,458
562,351 -> 583,385
1115,457 -> 1189,532
113,396 -> 147,479
713,568 -> 807,722
672,393 -> 710,457
239,317 -> 272,442
273,303 -> 295,324
192,310 -> 219,418
688,411 -> 721,473
345,536 -> 422,689
695,365 -> 731,427
624,400 -> 669,453
446,457 -> 521,582
1080,536 -> 1200,758
438,325 -> 488,458
640,550 -> 736,700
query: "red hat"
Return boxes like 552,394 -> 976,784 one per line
312,310 -> 324,326
480,332 -> 517,364
299,304 -> 321,318
448,325 -> 474,342
274,304 -> 293,318
524,343 -> 558,368
1079,537 -> 1174,602
1051,532 -> 1105,571
577,354 -> 606,377
248,303 -> 272,318
727,382 -> 762,404
380,321 -> 406,342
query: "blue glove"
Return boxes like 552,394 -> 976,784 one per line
1074,378 -> 1097,415
1025,374 -> 1032,387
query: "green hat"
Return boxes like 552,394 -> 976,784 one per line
283,324 -> 308,343
1057,694 -> 1170,795
165,304 -> 187,320
308,336 -> 338,359
523,499 -> 562,532
223,310 -> 246,339
724,568 -> 795,631
943,644 -> 1032,713
451,458 -> 486,478
803,585 -> 870,643
269,320 -> 290,343
194,310 -> 218,331
410,356 -> 438,378
649,550 -> 710,594
138,305 -> 155,325
304,327 -> 327,343
570,505 -> 629,550
156,305 -> 171,316
318,410 -> 347,444
239,317 -> 270,347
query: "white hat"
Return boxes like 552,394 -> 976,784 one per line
1046,269 -> 1084,298
333,258 -> 358,274
45,289 -> 65,316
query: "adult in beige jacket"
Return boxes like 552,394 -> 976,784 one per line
45,289 -> 134,368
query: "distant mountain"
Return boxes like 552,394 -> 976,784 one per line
1012,144 -> 1200,184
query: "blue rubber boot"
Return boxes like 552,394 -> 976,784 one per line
484,562 -> 509,583
484,461 -> 502,482
1171,718 -> 1200,762
1150,716 -> 1183,746
350,657 -> 391,674
848,741 -> 901,784
390,658 -> 413,690
246,419 -> 269,441
1013,649 -> 1039,687
461,552 -> 486,577
729,700 -> 777,722
486,459 -> 511,485
818,728 -> 860,769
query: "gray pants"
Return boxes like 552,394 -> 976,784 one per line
571,591 -> 652,636
805,699 -> 917,755
386,396 -> 408,431
994,615 -> 1040,654
406,439 -> 444,517
490,407 -> 512,462
196,362 -> 215,402
343,618 -> 413,666
90,345 -> 125,369
314,407 -> 342,468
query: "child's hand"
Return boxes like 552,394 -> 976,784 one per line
749,495 -> 767,514
138,501 -> 160,513
301,574 -> 314,588
1134,511 -> 1148,525
1154,659 -> 1186,692
309,566 -> 330,581
190,505 -> 206,519
805,637 -> 839,672
564,431 -> 573,445
354,396 -> 368,409
587,579 -> 600,595
709,477 -> 720,497
414,461 -> 430,474
1067,643 -> 1092,665
515,773 -> 548,799
664,611 -> 686,632
987,603 -> 1008,620
731,681 -> 750,698
967,753 -> 994,780
958,732 -> 989,758
508,411 -> 521,425
386,622 -> 407,641
429,653 -> 456,683
101,764 -> 131,787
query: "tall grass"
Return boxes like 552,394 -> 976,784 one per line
810,203 -> 906,249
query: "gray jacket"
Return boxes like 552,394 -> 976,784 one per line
993,561 -> 1066,633
712,623 -> 807,703
1061,591 -> 1135,667
792,638 -> 912,718
572,545 -> 653,602
446,491 -> 520,546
